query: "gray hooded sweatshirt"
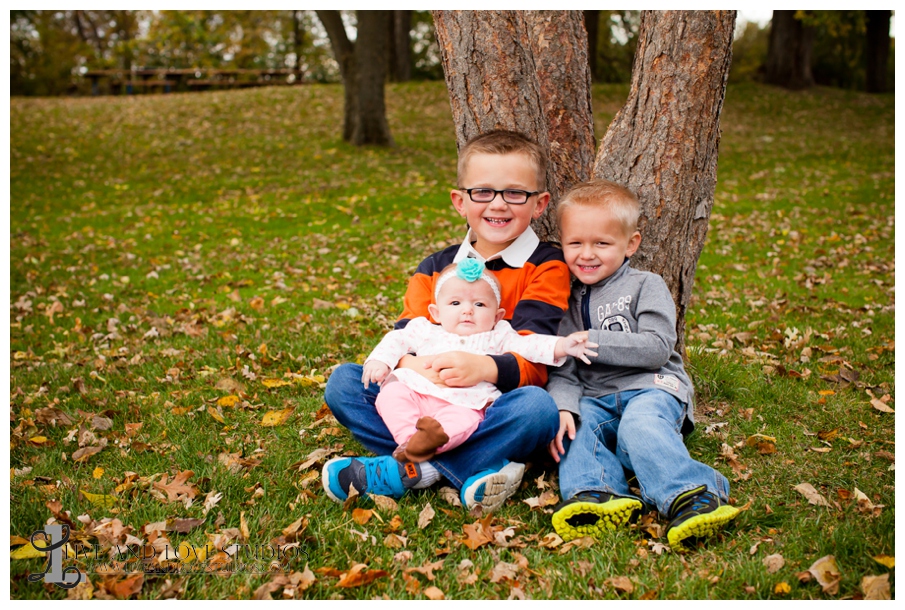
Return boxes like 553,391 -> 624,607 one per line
546,260 -> 695,434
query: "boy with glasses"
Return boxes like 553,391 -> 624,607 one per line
323,130 -> 571,512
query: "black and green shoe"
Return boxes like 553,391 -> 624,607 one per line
666,486 -> 739,552
552,491 -> 643,541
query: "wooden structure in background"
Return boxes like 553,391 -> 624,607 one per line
83,69 -> 305,95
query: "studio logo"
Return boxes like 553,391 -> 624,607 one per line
28,524 -> 83,589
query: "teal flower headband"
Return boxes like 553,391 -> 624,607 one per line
434,259 -> 502,304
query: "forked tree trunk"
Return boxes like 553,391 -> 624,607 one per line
434,9 -> 735,351
594,10 -> 735,348
433,9 -> 596,234
389,10 -> 412,82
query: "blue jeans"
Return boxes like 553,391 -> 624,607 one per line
558,389 -> 730,514
323,363 -> 559,489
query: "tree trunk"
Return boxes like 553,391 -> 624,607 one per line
584,10 -> 600,81
433,10 -> 596,231
435,10 -> 735,351
865,10 -> 891,93
316,10 -> 394,146
594,11 -> 735,349
353,11 -> 394,146
389,10 -> 412,82
292,10 -> 304,76
764,10 -> 814,90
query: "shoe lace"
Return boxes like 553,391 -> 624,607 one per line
363,458 -> 396,495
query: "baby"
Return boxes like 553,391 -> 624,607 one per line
363,259 -> 595,463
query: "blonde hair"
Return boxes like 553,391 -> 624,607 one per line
557,180 -> 641,236
457,130 -> 546,191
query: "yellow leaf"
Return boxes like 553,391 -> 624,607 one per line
177,541 -> 209,563
296,375 -> 326,388
773,582 -> 791,595
80,488 -> 117,508
28,436 -> 51,445
93,467 -> 105,479
11,540 -> 50,559
261,408 -> 294,427
872,555 -> 895,569
818,390 -> 835,396
207,406 -> 226,424
217,395 -> 240,408
262,379 -> 291,389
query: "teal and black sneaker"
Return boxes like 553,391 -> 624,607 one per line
322,456 -> 422,503
666,486 -> 739,552
552,491 -> 643,541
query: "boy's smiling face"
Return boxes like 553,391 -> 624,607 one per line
560,204 -> 641,285
451,152 -> 550,259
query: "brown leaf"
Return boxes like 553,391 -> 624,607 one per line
153,470 -> 198,502
461,515 -> 495,550
489,561 -> 520,583
438,486 -> 462,507
870,398 -> 894,413
605,576 -> 634,594
336,563 -> 388,588
166,518 -> 204,534
559,536 -> 596,554
214,378 -> 244,394
405,559 -> 444,582
424,586 -> 445,600
383,533 -> 407,549
103,572 -> 144,599
793,483 -> 831,507
351,508 -> 373,525
72,445 -> 105,462
808,555 -> 841,595
861,574 -> 890,600
763,553 -> 785,574
372,494 -> 399,512
417,502 -> 435,529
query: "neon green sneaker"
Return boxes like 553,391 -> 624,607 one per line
552,491 -> 643,542
666,486 -> 739,552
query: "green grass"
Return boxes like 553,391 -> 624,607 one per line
9,81 -> 894,599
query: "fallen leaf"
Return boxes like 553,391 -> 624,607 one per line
262,378 -> 292,389
167,518 -> 204,534
774,581 -> 791,595
793,483 -> 831,507
80,489 -> 117,508
489,560 -> 520,583
93,467 -> 105,479
559,536 -> 596,554
437,486 -> 462,507
371,495 -> 398,512
870,398 -> 894,413
383,533 -> 407,549
462,515 -> 495,550
217,395 -> 240,408
11,540 -> 50,559
605,576 -> 634,594
861,574 -> 890,600
336,563 -> 388,588
424,586 -> 445,600
352,508 -> 373,525
153,470 -> 198,502
214,378 -> 244,394
763,553 -> 785,574
207,406 -> 226,423
103,572 -> 144,599
72,445 -> 105,462
261,408 -> 294,427
746,433 -> 777,454
405,559 -> 444,582
871,555 -> 894,569
808,555 -> 841,595
539,532 -> 563,549
417,503 -> 435,529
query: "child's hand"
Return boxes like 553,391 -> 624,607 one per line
427,352 -> 496,387
361,361 -> 391,387
397,354 -> 447,387
548,411 -> 576,463
555,331 -> 598,365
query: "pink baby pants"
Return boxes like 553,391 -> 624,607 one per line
375,381 -> 485,454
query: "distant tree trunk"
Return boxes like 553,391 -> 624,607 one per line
764,10 -> 814,90
865,10 -> 891,93
594,11 -> 735,347
292,10 -> 304,75
388,10 -> 412,82
316,10 -> 394,146
435,10 -> 735,351
584,10 -> 600,82
433,9 -> 596,234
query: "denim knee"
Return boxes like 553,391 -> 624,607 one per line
323,362 -> 363,410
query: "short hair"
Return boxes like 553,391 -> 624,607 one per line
457,130 -> 547,191
556,180 -> 641,236
434,263 -> 502,306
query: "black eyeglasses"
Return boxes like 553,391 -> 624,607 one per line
461,188 -> 540,205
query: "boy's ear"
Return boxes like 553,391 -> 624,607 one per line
531,191 -> 551,220
427,303 -> 440,323
495,308 -> 506,325
625,231 -> 642,257
450,189 -> 467,218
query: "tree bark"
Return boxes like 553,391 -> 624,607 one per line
865,10 -> 891,93
292,10 -> 304,76
594,10 -> 735,349
584,10 -> 600,81
764,10 -> 814,90
353,11 -> 394,146
316,10 -> 394,146
389,10 -> 412,82
433,10 -> 596,233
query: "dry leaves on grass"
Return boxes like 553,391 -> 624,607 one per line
800,555 -> 841,595
793,483 -> 831,508
153,470 -> 198,503
860,573 -> 890,600
763,553 -> 785,574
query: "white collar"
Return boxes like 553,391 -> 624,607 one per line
453,226 -> 540,268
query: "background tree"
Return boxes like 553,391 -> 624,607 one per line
316,10 -> 394,146
764,10 -> 815,89
388,10 -> 412,82
434,10 -> 735,347
865,10 -> 892,93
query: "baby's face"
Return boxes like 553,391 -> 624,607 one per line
429,276 -> 504,336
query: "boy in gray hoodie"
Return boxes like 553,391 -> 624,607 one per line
546,180 -> 738,552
